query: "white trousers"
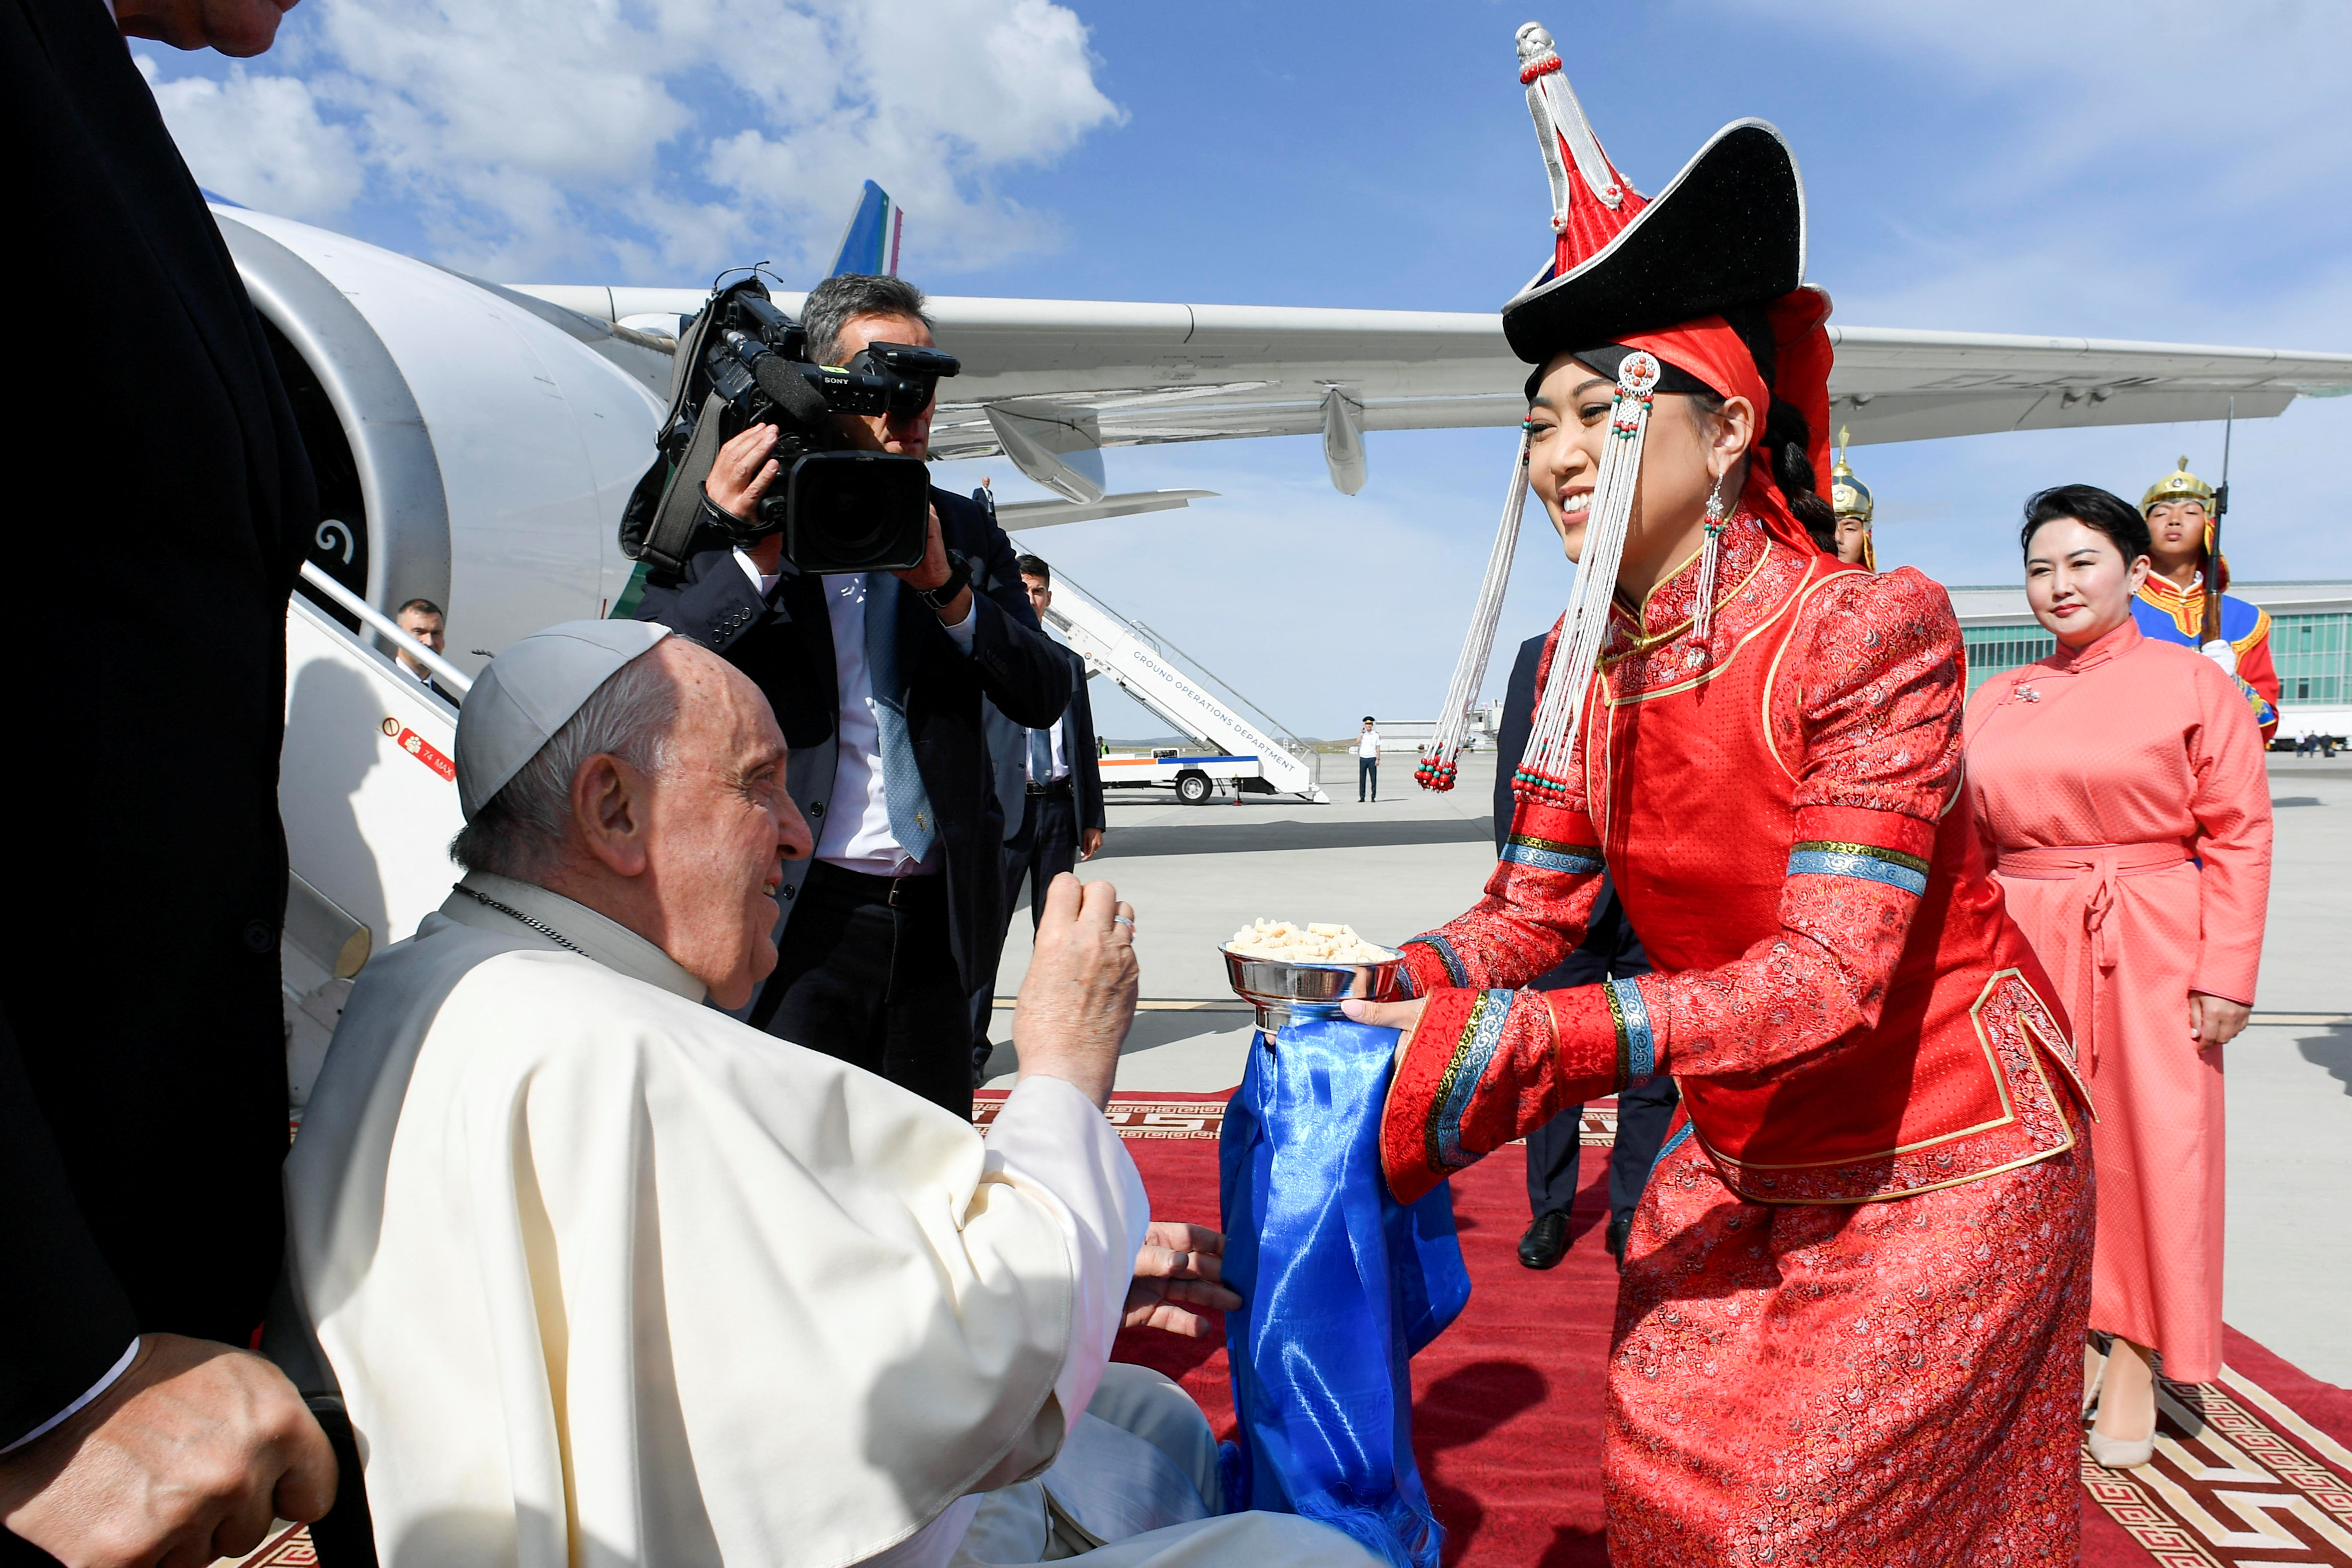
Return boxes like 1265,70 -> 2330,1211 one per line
949,1364 -> 1382,1566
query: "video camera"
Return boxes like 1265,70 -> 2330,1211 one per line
619,276 -> 961,575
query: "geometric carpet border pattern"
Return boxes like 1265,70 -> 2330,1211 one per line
2082,1368 -> 2352,1566
972,1090 -> 1621,1148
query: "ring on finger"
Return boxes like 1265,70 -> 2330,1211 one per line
1112,914 -> 1136,929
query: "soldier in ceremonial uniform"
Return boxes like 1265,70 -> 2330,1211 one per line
2133,457 -> 2280,742
1828,425 -> 1875,568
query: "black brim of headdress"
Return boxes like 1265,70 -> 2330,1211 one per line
1525,346 -> 1718,404
1501,119 -> 1804,368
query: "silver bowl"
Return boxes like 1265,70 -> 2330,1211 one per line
1222,944 -> 1404,1033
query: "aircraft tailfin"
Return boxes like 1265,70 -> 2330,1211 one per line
827,180 -> 903,280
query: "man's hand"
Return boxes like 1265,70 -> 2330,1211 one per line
1012,875 -> 1137,1109
0,1334 -> 337,1568
892,506 -> 973,624
705,425 -> 780,523
1079,827 -> 1103,862
2190,991 -> 2250,1051
1123,1223 -> 1242,1339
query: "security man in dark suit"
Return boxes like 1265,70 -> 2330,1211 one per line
636,275 -> 1070,1119
1,0 -> 339,1558
970,553 -> 1107,1080
998,555 -> 1107,925
1494,631 -> 1682,1272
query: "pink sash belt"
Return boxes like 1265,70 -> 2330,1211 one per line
1993,841 -> 2192,1071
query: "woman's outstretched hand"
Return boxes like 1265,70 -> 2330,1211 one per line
1341,996 -> 1428,1060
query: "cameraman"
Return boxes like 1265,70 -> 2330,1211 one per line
636,275 -> 1071,1117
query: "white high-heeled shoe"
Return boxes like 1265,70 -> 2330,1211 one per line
2086,1429 -> 2155,1470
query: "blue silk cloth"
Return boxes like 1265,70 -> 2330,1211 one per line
1218,1016 -> 1471,1568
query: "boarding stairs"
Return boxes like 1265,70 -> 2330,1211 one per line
278,563 -> 471,1112
1039,571 -> 1329,803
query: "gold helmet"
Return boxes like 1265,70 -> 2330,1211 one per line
1830,425 -> 1876,570
1830,424 -> 1873,523
2141,456 -> 2215,515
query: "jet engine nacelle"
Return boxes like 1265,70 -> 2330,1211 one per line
214,206 -> 674,670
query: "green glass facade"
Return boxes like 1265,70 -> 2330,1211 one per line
1960,625 -> 2056,692
1962,609 -> 2352,703
2273,611 -> 2351,705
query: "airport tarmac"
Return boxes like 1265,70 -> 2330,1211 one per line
981,749 -> 2352,1387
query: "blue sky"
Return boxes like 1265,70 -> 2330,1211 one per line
140,1 -> 2352,737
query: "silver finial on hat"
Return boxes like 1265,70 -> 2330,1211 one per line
1516,20 -> 1624,218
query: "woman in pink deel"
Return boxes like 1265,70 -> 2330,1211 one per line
1965,483 -> 2273,1469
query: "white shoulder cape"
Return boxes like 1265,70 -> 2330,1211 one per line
287,877 -> 1144,1568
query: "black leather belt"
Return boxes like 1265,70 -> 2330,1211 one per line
1025,776 -> 1075,798
805,859 -> 945,908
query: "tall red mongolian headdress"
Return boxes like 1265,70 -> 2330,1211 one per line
1418,21 -> 1834,795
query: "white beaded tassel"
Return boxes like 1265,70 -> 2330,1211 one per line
1516,351 -> 1661,803
1692,472 -> 1729,641
1418,431 -> 1533,791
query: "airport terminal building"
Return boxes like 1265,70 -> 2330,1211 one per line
1950,581 -> 2352,739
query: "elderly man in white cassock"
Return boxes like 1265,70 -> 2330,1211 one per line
282,622 -> 1375,1568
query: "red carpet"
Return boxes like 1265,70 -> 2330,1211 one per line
1098,1093 -> 2352,1568
230,1095 -> 2352,1567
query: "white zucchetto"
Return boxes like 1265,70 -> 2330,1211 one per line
455,619 -> 671,819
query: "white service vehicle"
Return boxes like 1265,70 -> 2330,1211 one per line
1099,750 -> 1275,805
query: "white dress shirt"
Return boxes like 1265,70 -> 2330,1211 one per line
1026,717 -> 1069,785
0,1339 -> 139,1456
734,553 -> 977,877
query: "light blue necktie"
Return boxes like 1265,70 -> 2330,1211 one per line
1028,724 -> 1053,784
863,574 -> 937,860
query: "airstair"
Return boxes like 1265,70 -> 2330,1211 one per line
279,563 -> 471,1112
1039,571 -> 1329,804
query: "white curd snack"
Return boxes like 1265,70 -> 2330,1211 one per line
1225,918 -> 1396,964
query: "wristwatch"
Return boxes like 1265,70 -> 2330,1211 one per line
913,555 -> 971,612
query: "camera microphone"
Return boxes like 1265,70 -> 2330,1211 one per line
747,343 -> 830,428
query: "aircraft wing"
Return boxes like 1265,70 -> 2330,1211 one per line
518,284 -> 2352,497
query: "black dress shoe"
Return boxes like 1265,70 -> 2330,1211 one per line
1604,1213 -> 1632,1270
1518,1210 -> 1571,1270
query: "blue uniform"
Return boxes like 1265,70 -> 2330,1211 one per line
2132,572 -> 2280,738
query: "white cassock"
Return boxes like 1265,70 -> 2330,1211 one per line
286,872 -> 1374,1568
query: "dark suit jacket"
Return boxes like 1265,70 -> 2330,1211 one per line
1068,665 -> 1107,835
635,486 -> 1071,996
1495,634 -> 1649,984
986,644 -> 1106,843
1,0 -> 314,1445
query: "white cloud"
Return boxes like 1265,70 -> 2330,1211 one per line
139,58 -> 362,220
140,0 -> 1122,281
